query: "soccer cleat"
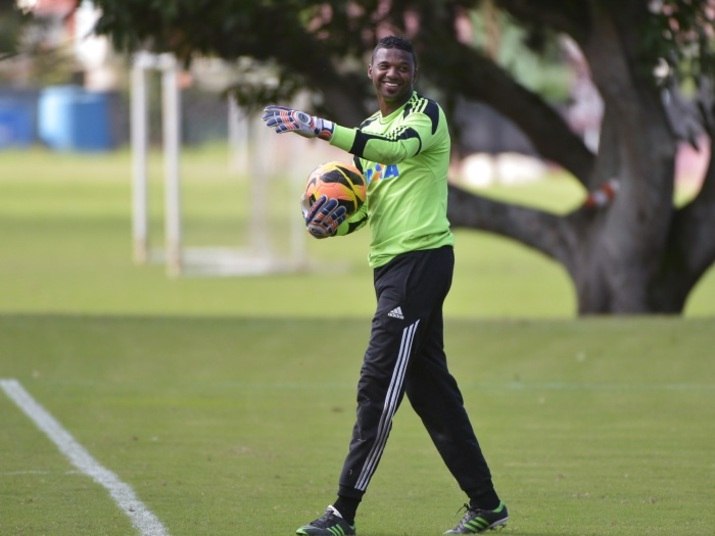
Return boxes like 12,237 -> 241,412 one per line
443,502 -> 508,534
296,505 -> 356,536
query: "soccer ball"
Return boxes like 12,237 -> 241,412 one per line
301,161 -> 367,218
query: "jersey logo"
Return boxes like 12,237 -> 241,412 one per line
365,163 -> 400,184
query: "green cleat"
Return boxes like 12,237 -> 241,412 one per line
443,502 -> 508,534
296,505 -> 356,536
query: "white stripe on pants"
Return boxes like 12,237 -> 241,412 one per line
355,319 -> 420,491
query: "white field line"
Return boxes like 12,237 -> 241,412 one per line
0,378 -> 169,536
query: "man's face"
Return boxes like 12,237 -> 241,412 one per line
368,46 -> 416,108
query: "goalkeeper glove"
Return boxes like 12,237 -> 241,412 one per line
304,195 -> 346,239
261,105 -> 334,140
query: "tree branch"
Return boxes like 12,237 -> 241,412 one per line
447,183 -> 578,270
493,0 -> 590,37
418,37 -> 595,185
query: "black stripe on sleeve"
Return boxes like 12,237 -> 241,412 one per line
346,215 -> 368,234
423,100 -> 440,134
350,127 -> 422,158
350,130 -> 372,157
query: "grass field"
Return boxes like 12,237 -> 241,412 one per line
1,147 -> 714,535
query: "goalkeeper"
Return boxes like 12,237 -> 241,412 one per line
262,35 -> 508,535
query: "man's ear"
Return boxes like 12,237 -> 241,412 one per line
367,63 -> 372,78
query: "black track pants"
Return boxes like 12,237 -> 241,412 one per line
337,246 -> 495,501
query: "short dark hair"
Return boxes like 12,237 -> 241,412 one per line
372,35 -> 417,67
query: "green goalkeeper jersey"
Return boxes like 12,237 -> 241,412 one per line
329,91 -> 454,268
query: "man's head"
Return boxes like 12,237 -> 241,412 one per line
368,35 -> 417,114
371,35 -> 417,69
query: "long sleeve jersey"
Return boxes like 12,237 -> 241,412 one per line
329,91 -> 454,268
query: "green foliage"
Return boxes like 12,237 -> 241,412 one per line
0,2 -> 30,61
640,0 -> 715,85
93,0 -> 374,110
93,1 -> 324,62
227,57 -> 304,111
0,2 -> 82,86
470,8 -> 571,101
89,0 -> 714,126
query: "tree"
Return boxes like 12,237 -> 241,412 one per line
0,1 -> 32,62
441,0 -> 715,315
0,1 -> 83,85
92,0 -> 715,314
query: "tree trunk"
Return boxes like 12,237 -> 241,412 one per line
569,3 -> 677,313
447,1 -> 714,315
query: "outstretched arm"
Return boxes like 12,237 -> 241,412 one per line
261,103 -> 434,164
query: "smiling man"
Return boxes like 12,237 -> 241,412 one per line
262,35 -> 508,536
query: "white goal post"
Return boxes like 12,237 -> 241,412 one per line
130,51 -> 308,277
